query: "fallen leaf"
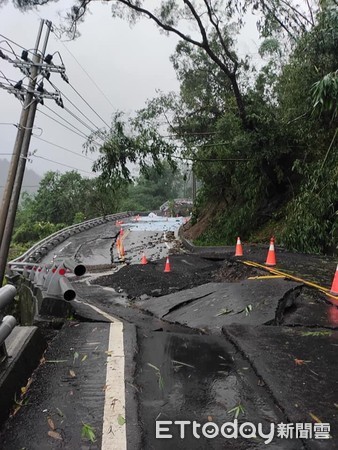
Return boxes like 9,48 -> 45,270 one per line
48,430 -> 62,440
227,404 -> 245,419
117,414 -> 126,426
294,358 -> 310,365
207,416 -> 213,422
69,370 -> 76,378
301,331 -> 332,337
73,352 -> 79,364
216,308 -> 233,317
45,360 -> 68,363
309,412 -> 322,423
47,417 -> 55,430
172,360 -> 195,369
81,355 -> 87,362
81,423 -> 96,442
147,363 -> 160,371
56,408 -> 64,417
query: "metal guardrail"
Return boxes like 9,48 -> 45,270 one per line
7,212 -> 137,309
9,211 -> 135,266
11,259 -> 86,302
0,285 -> 17,363
7,211 -> 152,312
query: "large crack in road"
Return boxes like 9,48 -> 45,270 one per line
2,217 -> 337,449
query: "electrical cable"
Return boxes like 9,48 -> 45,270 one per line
67,81 -> 111,129
33,154 -> 94,175
46,78 -> 105,135
63,106 -> 102,137
37,108 -> 90,140
0,41 -> 20,59
32,135 -> 95,162
52,28 -> 115,110
41,104 -> 103,146
0,34 -> 35,54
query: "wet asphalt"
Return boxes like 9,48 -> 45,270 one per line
1,216 -> 337,449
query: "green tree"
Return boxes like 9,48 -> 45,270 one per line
12,171 -> 126,246
120,163 -> 185,211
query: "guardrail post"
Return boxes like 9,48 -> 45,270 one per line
0,285 -> 17,363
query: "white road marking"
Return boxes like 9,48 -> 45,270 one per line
72,300 -> 127,449
73,299 -> 118,322
102,322 -> 127,450
58,242 -> 72,253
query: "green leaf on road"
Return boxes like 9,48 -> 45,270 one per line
216,308 -> 233,316
117,414 -> 126,426
227,404 -> 245,419
301,331 -> 332,337
81,423 -> 96,443
73,352 -> 79,365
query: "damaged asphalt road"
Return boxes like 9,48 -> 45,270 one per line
1,217 -> 337,449
70,250 -> 337,449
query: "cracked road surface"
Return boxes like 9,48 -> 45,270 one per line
1,215 -> 337,449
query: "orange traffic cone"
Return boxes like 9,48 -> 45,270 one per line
330,264 -> 338,295
141,253 -> 148,265
235,237 -> 243,256
265,237 -> 276,266
164,256 -> 171,273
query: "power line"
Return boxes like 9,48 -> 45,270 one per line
37,107 -> 93,140
52,29 -> 115,111
63,106 -> 102,137
46,78 -> 104,135
31,135 -> 95,162
165,152 -> 250,162
0,33 -> 29,52
41,104 -> 103,146
68,81 -> 111,129
33,154 -> 94,175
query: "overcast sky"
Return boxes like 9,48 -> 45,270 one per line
0,0 -> 260,184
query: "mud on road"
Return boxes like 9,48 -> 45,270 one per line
90,254 -> 265,300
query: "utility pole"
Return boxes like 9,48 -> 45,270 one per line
0,20 -> 44,248
0,20 -> 52,283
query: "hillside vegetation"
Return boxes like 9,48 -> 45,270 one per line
12,1 -> 338,254
85,2 -> 337,254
